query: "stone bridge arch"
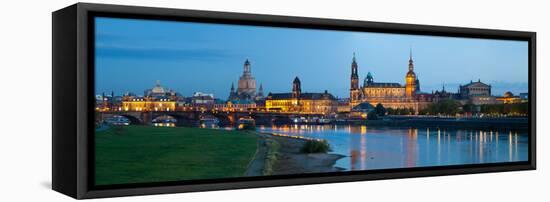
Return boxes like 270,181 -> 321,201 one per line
151,112 -> 200,127
100,112 -> 143,125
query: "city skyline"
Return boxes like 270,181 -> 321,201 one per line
95,17 -> 529,99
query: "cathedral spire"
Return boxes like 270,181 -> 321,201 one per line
408,48 -> 414,72
351,53 -> 358,79
258,83 -> 264,97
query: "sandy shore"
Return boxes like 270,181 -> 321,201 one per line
246,132 -> 345,176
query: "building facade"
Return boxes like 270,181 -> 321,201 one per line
351,51 -> 430,113
266,77 -> 338,114
459,80 -> 491,98
121,81 -> 177,112
496,91 -> 526,104
228,59 -> 264,101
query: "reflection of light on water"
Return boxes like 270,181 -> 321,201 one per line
479,131 -> 484,163
515,132 -> 518,160
426,128 -> 430,162
360,125 -> 367,135
496,131 -> 499,160
437,129 -> 441,164
437,129 -> 441,145
262,125 -> 527,170
508,131 -> 512,161
426,128 -> 430,143
360,133 -> 367,170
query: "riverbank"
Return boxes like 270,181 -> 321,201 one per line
248,132 -> 345,176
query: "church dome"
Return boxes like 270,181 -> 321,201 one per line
406,71 -> 416,78
504,91 -> 514,97
364,72 -> 374,86
151,80 -> 166,94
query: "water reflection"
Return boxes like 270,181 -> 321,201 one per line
258,124 -> 528,171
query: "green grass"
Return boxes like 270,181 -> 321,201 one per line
95,125 -> 258,185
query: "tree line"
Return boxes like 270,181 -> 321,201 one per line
371,100 -> 528,116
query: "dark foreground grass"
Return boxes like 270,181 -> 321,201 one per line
95,126 -> 258,185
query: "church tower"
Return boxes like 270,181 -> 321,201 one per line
228,82 -> 238,101
237,59 -> 257,100
350,53 -> 361,107
405,49 -> 417,97
257,83 -> 264,99
292,77 -> 301,98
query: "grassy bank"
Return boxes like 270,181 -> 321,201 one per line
95,126 -> 258,185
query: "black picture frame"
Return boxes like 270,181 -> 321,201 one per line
52,2 -> 536,199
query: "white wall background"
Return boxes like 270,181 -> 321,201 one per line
0,0 -> 547,201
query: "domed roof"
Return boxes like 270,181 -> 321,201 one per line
504,91 -> 514,97
367,72 -> 373,79
151,80 -> 166,94
406,71 -> 416,77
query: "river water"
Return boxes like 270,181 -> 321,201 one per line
257,125 -> 529,171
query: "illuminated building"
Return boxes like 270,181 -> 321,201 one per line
145,80 -> 177,97
351,50 -> 430,113
459,79 -> 491,98
191,92 -> 215,105
457,80 -> 498,105
266,77 -> 337,114
496,91 -> 525,104
120,81 -> 177,112
95,91 -> 119,111
405,50 -> 418,97
227,59 -> 263,101
350,53 -> 362,107
213,100 -> 257,112
350,102 -> 376,119
121,97 -> 176,112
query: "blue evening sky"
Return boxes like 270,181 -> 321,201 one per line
95,17 -> 528,99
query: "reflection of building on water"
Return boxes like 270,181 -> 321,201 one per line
348,126 -> 368,170
152,115 -> 176,127
257,124 -> 527,171
404,128 -> 418,167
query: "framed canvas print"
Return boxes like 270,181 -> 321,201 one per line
52,3 -> 536,199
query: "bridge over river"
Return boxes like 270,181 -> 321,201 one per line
98,111 -> 327,127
